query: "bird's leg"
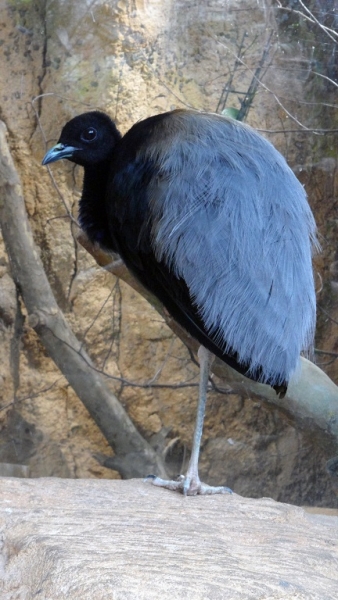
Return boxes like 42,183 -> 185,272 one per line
145,346 -> 232,496
182,345 -> 214,493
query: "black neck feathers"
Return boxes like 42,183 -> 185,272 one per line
79,161 -> 114,251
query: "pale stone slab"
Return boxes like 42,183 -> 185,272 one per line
0,478 -> 337,599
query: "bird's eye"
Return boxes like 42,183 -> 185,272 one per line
81,127 -> 97,142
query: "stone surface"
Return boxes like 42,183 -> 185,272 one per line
1,477 -> 338,600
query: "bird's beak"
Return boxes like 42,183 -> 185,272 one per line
42,143 -> 79,165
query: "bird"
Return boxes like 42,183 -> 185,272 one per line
42,109 -> 318,495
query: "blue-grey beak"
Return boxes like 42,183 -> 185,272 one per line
42,142 -> 79,165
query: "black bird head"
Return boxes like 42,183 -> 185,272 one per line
42,111 -> 121,168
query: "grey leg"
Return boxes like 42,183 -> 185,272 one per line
146,346 -> 232,496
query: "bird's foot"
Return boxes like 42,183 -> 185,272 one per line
145,474 -> 232,496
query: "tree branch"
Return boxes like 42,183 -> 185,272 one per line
1,113 -> 337,486
0,120 -> 167,480
78,230 -> 338,449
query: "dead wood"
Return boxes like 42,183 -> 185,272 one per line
78,234 -> 338,450
1,115 -> 338,486
0,120 -> 167,480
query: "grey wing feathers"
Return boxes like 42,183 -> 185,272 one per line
145,111 -> 317,385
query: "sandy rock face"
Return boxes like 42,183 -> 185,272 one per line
0,0 -> 337,506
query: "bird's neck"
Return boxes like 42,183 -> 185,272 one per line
79,161 -> 113,250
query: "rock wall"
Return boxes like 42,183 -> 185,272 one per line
0,0 -> 337,506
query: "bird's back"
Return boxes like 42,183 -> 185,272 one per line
106,110 -> 317,390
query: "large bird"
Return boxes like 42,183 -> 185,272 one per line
42,109 -> 317,495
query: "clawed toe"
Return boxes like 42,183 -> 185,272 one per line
144,474 -> 232,496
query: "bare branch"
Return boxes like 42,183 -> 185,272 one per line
0,120 -> 167,480
318,305 -> 338,327
298,0 -> 338,43
78,235 -> 338,447
276,1 -> 338,41
209,32 -> 311,130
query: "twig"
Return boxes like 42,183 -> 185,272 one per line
276,1 -> 338,40
298,0 -> 338,43
210,32 -> 311,130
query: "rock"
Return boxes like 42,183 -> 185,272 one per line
1,478 -> 337,599
0,463 -> 29,478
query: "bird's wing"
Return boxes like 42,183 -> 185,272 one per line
142,111 -> 317,385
